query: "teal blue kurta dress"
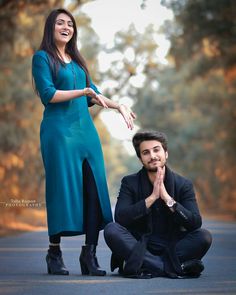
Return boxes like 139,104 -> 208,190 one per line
32,50 -> 113,236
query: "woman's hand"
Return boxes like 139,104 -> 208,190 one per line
87,91 -> 136,129
83,88 -> 108,108
118,104 -> 136,130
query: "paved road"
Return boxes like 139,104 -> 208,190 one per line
0,219 -> 236,295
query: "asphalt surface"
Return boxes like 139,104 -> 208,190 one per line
0,219 -> 236,295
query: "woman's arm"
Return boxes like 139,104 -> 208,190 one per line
50,89 -> 85,103
50,88 -> 108,108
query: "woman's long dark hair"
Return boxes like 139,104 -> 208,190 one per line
39,8 -> 90,86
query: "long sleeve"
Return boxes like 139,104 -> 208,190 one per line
32,52 -> 57,106
115,177 -> 150,227
173,179 -> 202,231
90,80 -> 101,94
86,78 -> 102,107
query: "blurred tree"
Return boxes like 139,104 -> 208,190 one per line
161,0 -> 236,73
98,23 -> 161,103
135,0 -> 236,217
101,0 -> 236,217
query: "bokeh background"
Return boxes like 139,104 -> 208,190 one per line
0,0 -> 235,236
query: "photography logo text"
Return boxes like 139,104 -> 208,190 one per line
0,198 -> 44,208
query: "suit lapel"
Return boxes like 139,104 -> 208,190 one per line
138,167 -> 153,200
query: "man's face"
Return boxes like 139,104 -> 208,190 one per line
139,140 -> 168,172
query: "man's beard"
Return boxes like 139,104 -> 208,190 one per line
145,162 -> 165,172
147,167 -> 158,172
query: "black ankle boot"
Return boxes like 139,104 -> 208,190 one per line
46,249 -> 69,275
79,245 -> 106,276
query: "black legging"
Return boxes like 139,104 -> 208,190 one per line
49,159 -> 103,245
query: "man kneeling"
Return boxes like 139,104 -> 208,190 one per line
104,130 -> 212,279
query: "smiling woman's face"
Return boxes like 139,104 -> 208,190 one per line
54,13 -> 74,47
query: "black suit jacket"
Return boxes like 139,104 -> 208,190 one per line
115,166 -> 202,241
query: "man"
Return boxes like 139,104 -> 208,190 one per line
104,130 -> 212,279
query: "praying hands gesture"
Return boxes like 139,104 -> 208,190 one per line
145,167 -> 174,209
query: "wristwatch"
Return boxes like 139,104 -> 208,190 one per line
166,198 -> 176,209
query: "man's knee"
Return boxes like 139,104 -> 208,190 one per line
199,228 -> 212,250
104,222 -> 122,244
191,228 -> 212,256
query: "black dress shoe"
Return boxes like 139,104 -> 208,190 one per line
123,270 -> 153,279
181,259 -> 204,277
110,253 -> 124,274
46,250 -> 69,275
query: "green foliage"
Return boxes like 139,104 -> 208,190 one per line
161,0 -> 236,71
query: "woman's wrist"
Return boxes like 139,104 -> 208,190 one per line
83,88 -> 87,96
118,103 -> 125,111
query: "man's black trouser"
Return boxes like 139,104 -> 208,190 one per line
104,222 -> 212,274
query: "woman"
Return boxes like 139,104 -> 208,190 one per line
32,8 -> 136,276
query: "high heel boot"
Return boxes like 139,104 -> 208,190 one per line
46,249 -> 69,275
79,245 -> 106,276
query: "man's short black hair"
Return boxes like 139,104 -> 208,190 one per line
132,130 -> 168,158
